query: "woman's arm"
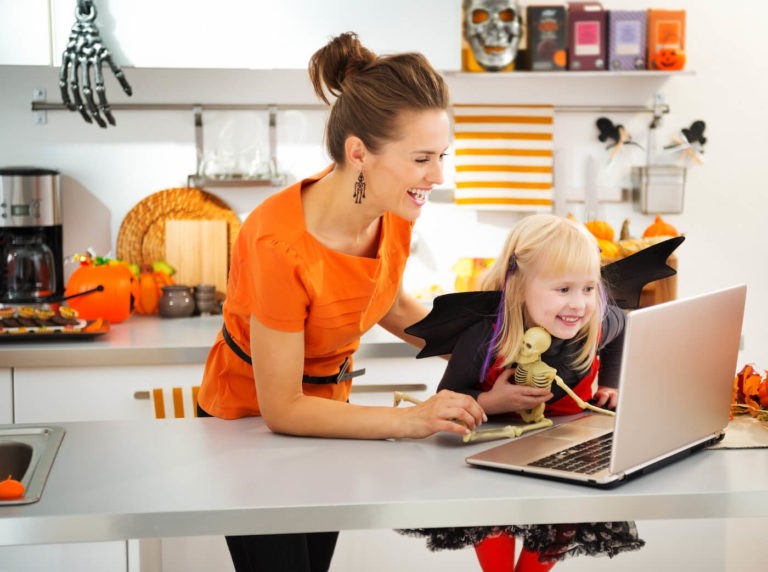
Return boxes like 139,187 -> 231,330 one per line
250,314 -> 485,439
377,286 -> 430,349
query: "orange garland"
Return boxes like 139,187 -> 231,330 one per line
731,364 -> 768,421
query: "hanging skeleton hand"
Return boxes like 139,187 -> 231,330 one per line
59,0 -> 132,128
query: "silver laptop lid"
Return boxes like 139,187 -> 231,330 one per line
610,284 -> 747,474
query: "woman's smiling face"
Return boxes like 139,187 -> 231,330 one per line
362,108 -> 451,221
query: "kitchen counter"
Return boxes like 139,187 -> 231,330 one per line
0,416 -> 766,547
0,314 -> 412,368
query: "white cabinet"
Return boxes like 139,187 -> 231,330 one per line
13,364 -> 205,423
0,368 -> 11,423
49,0 -> 461,70
0,0 -> 51,65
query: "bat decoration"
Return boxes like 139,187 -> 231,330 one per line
664,120 -> 706,164
406,236 -> 685,359
682,120 -> 706,147
596,117 -> 622,145
596,117 -> 644,154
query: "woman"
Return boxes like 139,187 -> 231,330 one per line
196,32 -> 486,572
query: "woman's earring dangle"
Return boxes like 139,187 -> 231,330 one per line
353,170 -> 366,204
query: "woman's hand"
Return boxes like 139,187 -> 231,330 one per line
477,368 -> 553,416
396,389 -> 487,439
592,385 -> 619,410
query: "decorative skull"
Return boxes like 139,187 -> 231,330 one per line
517,327 -> 552,364
463,0 -> 522,72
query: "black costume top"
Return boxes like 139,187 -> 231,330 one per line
437,304 -> 626,403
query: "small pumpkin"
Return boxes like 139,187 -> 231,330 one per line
585,220 -> 615,242
643,215 -> 678,238
597,238 -> 620,260
64,263 -> 139,323
0,475 -> 25,500
134,267 -> 174,315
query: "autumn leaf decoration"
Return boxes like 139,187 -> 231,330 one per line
731,364 -> 768,422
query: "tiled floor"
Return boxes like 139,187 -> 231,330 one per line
330,518 -> 766,571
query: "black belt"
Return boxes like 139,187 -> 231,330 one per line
221,324 -> 365,384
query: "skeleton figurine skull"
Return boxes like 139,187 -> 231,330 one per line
394,327 -> 615,443
462,0 -> 522,72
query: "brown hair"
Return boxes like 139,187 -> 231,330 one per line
308,32 -> 450,164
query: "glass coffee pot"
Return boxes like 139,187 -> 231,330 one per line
5,234 -> 56,301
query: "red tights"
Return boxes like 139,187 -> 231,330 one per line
474,532 -> 556,572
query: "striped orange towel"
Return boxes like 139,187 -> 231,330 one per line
151,386 -> 200,419
453,105 -> 554,210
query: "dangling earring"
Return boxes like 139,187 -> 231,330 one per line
353,170 -> 366,204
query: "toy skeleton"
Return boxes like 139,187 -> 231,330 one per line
59,0 -> 132,127
394,327 -> 614,443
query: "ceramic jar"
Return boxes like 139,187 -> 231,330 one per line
158,285 -> 195,318
194,284 -> 216,315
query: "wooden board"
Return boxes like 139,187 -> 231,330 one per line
165,220 -> 228,295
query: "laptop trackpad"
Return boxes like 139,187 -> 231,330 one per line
469,415 -> 614,465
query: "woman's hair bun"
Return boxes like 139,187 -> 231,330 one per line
309,32 -> 377,104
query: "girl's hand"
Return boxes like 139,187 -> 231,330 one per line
478,368 -> 553,415
592,385 -> 619,409
398,390 -> 486,439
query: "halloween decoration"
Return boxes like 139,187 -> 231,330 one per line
405,235 -> 685,359
732,364 -> 768,422
596,117 -> 644,159
64,257 -> 139,323
462,0 -> 522,72
642,215 -> 678,238
664,120 -> 706,165
59,0 -> 132,127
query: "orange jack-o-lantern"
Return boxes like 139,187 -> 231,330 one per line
64,263 -> 139,323
654,48 -> 686,71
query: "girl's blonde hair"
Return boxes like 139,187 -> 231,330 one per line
479,214 -> 605,378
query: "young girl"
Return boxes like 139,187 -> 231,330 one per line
401,214 -> 645,571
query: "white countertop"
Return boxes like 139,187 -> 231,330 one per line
0,416 -> 766,547
0,314 -> 411,368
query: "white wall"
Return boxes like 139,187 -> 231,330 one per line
0,0 -> 765,365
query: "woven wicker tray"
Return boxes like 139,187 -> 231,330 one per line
116,187 -> 241,267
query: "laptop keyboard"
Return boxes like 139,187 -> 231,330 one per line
528,432 -> 613,475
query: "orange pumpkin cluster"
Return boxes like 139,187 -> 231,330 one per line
731,364 -> 768,421
582,215 -> 679,263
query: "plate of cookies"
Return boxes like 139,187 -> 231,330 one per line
0,306 -> 110,341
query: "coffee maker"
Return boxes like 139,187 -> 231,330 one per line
0,167 -> 64,305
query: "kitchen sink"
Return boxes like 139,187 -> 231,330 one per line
0,425 -> 65,505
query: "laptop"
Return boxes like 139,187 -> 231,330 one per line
465,284 -> 747,488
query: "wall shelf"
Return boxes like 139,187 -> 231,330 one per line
445,70 -> 695,79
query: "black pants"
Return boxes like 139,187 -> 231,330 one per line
197,404 -> 339,572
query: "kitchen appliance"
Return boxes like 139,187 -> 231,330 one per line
0,167 -> 64,304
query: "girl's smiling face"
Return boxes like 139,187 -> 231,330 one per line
523,266 -> 599,340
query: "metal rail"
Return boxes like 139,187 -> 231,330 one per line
31,101 -> 669,114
